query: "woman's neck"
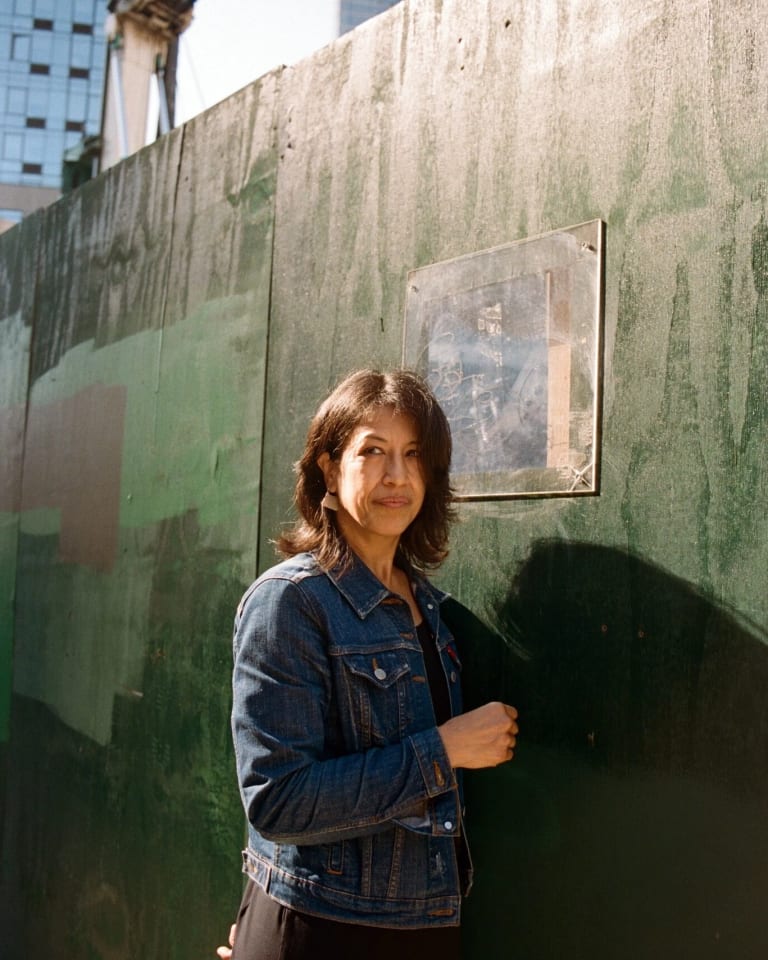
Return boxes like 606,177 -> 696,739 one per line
345,543 -> 421,623
333,516 -> 421,619
336,518 -> 401,589
353,545 -> 400,592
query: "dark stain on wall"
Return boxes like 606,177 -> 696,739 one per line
454,541 -> 768,958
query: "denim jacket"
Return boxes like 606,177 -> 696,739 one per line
231,550 -> 472,928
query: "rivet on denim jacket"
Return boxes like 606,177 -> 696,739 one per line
232,550 -> 473,928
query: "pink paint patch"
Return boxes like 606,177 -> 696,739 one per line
0,403 -> 25,512
20,383 -> 128,572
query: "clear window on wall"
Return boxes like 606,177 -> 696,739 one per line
71,34 -> 91,67
74,0 -> 96,20
22,127 -> 44,160
27,86 -> 48,117
33,0 -> 55,17
87,93 -> 101,126
31,30 -> 53,61
6,87 -> 27,116
4,134 -> 23,161
49,87 -> 67,119
43,133 -> 62,166
68,89 -> 86,118
52,33 -> 71,66
12,34 -> 31,60
403,220 -> 605,500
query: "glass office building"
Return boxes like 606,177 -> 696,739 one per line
339,0 -> 400,35
0,0 -> 107,228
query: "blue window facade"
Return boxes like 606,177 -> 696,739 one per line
0,0 -> 106,200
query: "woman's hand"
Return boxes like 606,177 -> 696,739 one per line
215,923 -> 236,959
438,702 -> 518,769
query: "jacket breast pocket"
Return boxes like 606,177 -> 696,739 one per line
338,650 -> 411,748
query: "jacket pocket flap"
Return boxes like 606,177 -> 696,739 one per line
342,652 -> 410,688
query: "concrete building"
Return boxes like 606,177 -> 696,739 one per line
100,0 -> 194,172
0,0 -> 107,232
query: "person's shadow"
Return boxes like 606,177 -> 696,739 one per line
442,541 -> 768,960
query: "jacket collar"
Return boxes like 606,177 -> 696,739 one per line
323,549 -> 448,619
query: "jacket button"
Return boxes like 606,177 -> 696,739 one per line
450,671 -> 457,683
374,667 -> 387,680
443,821 -> 453,831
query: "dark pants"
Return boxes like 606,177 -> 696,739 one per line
231,879 -> 462,960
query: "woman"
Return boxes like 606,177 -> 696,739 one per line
227,369 -> 518,959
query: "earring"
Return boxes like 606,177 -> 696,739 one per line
321,491 -> 339,511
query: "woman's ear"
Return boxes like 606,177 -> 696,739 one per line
316,452 -> 336,493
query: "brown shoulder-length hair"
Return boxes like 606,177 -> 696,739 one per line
276,369 -> 456,572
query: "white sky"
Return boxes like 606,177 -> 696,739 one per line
175,0 -> 341,123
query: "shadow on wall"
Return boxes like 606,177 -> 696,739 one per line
444,542 -> 768,960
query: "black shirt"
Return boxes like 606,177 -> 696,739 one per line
416,619 -> 451,725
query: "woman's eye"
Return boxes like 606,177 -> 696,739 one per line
362,446 -> 383,455
406,448 -> 421,458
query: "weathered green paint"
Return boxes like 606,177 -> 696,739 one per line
1,0 -> 768,957
0,212 -> 39,842
22,303 -> 263,535
262,1 -> 768,956
0,74 -> 277,957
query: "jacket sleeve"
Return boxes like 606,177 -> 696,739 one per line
232,575 -> 460,845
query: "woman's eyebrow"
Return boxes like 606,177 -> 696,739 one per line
358,432 -> 420,444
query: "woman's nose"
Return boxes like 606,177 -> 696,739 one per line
384,454 -> 407,483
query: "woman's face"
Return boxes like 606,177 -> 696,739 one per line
317,407 -> 426,557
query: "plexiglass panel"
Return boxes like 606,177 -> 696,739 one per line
403,220 -> 604,499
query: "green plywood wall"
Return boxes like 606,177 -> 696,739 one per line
1,0 -> 767,957
0,213 -> 38,814
0,75 -> 278,957
263,0 -> 768,955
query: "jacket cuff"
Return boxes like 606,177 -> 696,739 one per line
408,726 -> 456,798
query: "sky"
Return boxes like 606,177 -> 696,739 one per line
175,0 -> 341,123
